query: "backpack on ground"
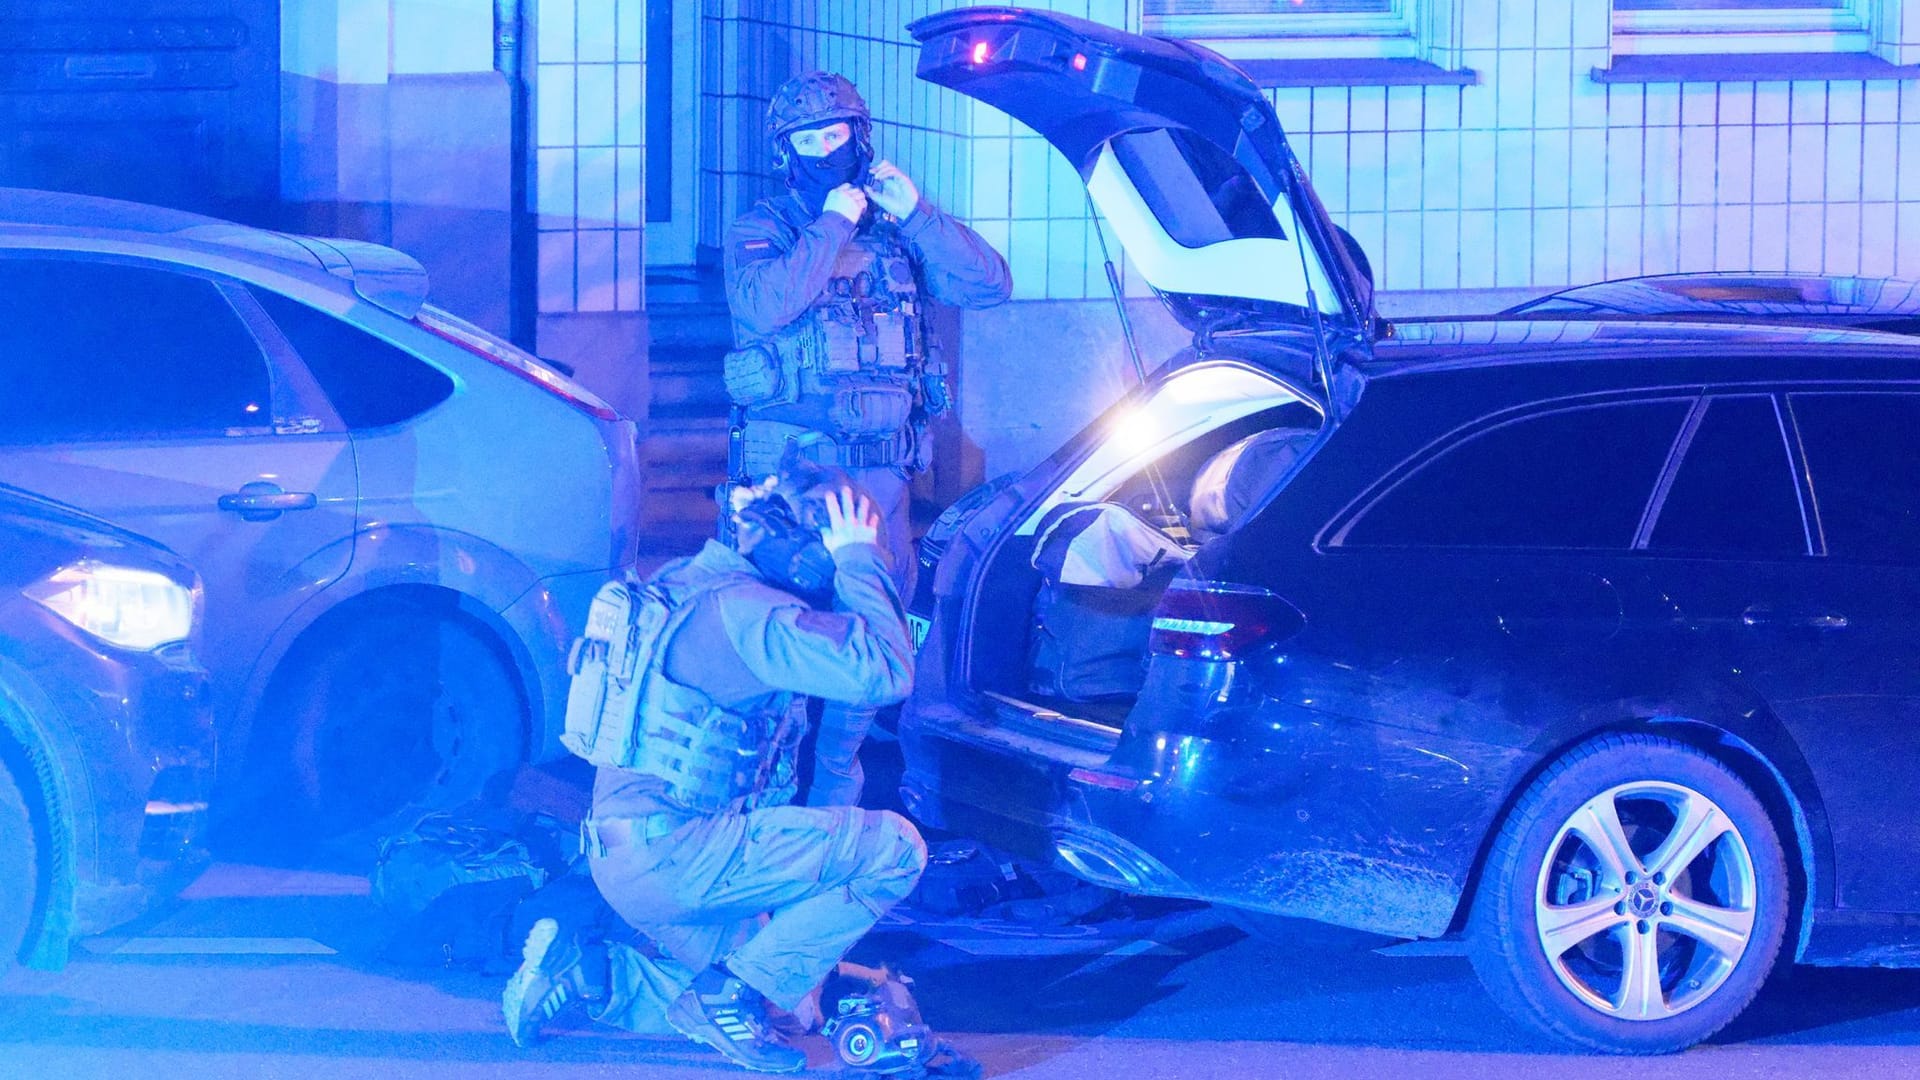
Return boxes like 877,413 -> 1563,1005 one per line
370,805 -> 566,971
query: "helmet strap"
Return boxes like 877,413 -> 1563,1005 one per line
852,118 -> 874,164
773,117 -> 874,187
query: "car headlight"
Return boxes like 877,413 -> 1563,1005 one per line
28,561 -> 196,651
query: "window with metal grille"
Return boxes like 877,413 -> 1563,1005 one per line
1612,0 -> 1875,56
1143,0 -> 1441,63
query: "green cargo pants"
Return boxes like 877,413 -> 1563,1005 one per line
585,803 -> 926,1032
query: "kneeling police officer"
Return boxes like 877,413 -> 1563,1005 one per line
504,464 -> 924,1073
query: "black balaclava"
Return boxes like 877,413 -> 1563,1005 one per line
787,139 -> 872,215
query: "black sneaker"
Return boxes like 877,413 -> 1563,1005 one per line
666,967 -> 808,1074
502,918 -> 594,1048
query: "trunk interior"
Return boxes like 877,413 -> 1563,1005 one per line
960,400 -> 1323,729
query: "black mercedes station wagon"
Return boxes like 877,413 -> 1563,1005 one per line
901,7 -> 1920,1055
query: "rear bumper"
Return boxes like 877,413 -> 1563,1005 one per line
899,693 -> 1483,938
899,701 -> 1201,898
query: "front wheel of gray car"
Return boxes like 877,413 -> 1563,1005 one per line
280,606 -> 528,835
1468,733 -> 1789,1054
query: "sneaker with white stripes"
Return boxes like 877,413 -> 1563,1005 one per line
502,918 -> 592,1048
666,966 -> 807,1074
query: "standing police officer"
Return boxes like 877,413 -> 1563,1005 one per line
724,70 -> 1011,595
724,71 -> 1009,808
503,468 -> 925,1073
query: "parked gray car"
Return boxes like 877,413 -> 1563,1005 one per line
0,188 -> 641,840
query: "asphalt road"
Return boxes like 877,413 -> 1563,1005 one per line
5,863 -> 1920,1080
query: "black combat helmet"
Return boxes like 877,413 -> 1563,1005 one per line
766,71 -> 872,171
732,449 -> 877,598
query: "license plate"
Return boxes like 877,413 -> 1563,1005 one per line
906,613 -> 931,651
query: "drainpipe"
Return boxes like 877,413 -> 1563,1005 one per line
495,0 -> 535,350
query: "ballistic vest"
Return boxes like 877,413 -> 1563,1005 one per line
732,219 -> 944,475
562,569 -> 802,814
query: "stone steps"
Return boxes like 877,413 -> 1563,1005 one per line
641,295 -> 734,545
650,347 -> 730,419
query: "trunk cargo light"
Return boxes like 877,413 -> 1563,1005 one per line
1149,581 -> 1303,660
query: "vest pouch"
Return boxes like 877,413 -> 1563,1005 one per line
561,580 -> 670,769
563,571 -> 792,813
817,311 -> 866,374
562,635 -> 609,750
723,343 -> 794,408
828,382 -> 914,439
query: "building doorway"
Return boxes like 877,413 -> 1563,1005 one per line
644,0 -> 700,269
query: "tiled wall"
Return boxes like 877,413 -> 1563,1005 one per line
531,0 -> 647,314
1279,0 -> 1920,293
955,0 -> 1140,301
696,0 -> 990,256
706,0 -> 1920,299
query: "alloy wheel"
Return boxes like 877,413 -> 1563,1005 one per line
1534,780 -> 1758,1022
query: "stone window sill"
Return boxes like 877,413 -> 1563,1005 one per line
1592,52 -> 1920,84
1238,58 -> 1479,89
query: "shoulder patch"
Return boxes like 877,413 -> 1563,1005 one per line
793,609 -> 854,648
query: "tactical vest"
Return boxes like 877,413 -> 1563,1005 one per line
562,573 -> 802,814
727,220 -> 948,477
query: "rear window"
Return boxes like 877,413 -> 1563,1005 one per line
253,289 -> 454,429
1111,128 -> 1286,249
1338,399 -> 1692,550
1647,396 -> 1807,557
1792,391 -> 1920,563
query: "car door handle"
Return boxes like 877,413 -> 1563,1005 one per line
218,483 -> 317,522
1741,605 -> 1848,632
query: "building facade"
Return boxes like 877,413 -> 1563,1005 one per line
29,1 -> 1913,481
664,0 -> 1920,476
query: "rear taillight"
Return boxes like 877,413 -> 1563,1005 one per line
1068,767 -> 1143,792
416,307 -> 622,421
1149,580 -> 1303,661
607,419 -> 642,567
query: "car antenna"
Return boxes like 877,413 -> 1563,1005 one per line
1088,191 -> 1151,385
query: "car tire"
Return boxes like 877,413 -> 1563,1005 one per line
278,607 -> 527,835
0,759 -> 37,969
1468,733 -> 1788,1054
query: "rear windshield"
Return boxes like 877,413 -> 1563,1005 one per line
1111,128 -> 1286,249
